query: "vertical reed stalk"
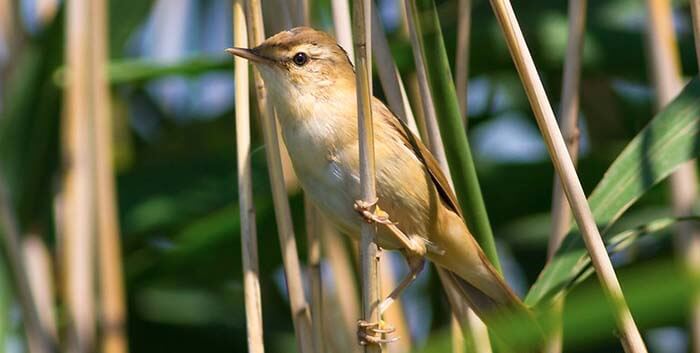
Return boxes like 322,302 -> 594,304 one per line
305,199 -> 324,353
546,2 -> 586,352
645,2 -> 700,353
332,0 -> 355,63
233,1 -> 265,351
63,0 -> 97,350
352,1 -> 382,352
244,1 -> 313,352
370,4 -> 419,134
450,316 -> 465,353
455,0 -> 471,124
90,0 -> 128,352
455,2 -> 493,350
322,230 -> 362,353
488,1 -> 647,352
295,0 -> 309,28
402,0 -> 450,175
22,234 -> 57,342
0,174 -> 54,353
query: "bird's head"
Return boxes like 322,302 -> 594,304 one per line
227,27 -> 355,104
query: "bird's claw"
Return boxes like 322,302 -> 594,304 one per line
357,319 -> 399,346
354,199 -> 396,225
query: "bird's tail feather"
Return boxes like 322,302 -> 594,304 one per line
435,267 -> 545,351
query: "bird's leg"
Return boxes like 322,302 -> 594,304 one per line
378,255 -> 426,314
354,199 -> 433,345
354,199 -> 444,256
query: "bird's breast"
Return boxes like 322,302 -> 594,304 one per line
280,116 -> 361,228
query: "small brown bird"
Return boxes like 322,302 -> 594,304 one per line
228,27 -> 532,345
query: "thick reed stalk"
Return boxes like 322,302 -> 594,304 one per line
546,3 -> 586,352
488,1 -> 647,352
89,1 -> 128,352
352,1 -> 382,352
244,1 -> 313,352
0,175 -> 54,353
63,0 -> 97,350
645,2 -> 700,353
233,1 -> 265,352
455,0 -> 471,123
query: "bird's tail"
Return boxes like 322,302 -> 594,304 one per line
435,266 -> 545,351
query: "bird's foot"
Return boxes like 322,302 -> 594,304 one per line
354,199 -> 395,225
357,319 -> 399,346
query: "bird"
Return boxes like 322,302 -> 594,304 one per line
227,26 -> 537,347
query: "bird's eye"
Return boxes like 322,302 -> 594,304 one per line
292,52 -> 308,66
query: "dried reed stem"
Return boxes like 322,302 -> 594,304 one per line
332,0 -> 355,63
352,1 -> 382,352
455,0 -> 471,123
323,229 -> 362,353
233,1 -> 265,352
244,1 -> 313,352
488,1 -> 647,352
22,234 -> 58,341
645,2 -> 700,353
305,199 -> 324,353
0,175 -> 54,353
89,0 -> 128,352
63,0 -> 97,349
370,4 -> 419,135
546,3 -> 586,352
403,0 -> 450,171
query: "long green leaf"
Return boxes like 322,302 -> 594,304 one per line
413,0 -> 499,268
526,77 -> 700,305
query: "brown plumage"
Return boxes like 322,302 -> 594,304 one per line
228,26 -> 540,346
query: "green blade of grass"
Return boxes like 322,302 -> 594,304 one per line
526,77 -> 700,305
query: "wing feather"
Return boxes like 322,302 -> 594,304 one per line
372,98 -> 463,218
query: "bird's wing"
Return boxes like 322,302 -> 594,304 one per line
372,97 -> 463,218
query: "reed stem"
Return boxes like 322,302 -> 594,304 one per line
488,1 -> 647,351
89,0 -> 129,352
352,0 -> 382,352
546,3 -> 586,352
244,1 -> 314,352
233,1 -> 265,352
0,174 -> 55,353
63,0 -> 98,349
645,2 -> 700,353
455,0 -> 471,124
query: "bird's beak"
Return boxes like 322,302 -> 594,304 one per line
226,47 -> 273,65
